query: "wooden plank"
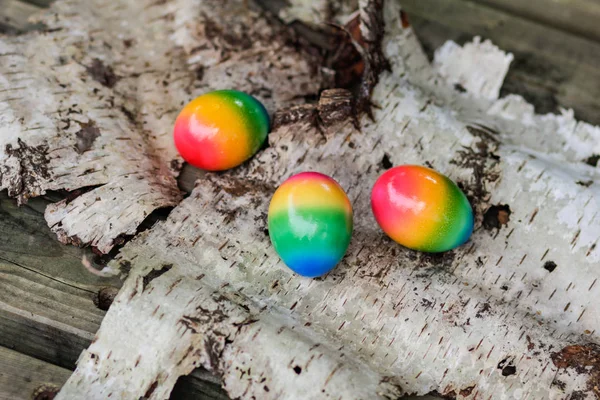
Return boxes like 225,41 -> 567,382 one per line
473,0 -> 600,43
0,193 -> 120,368
0,192 -> 229,399
0,0 -> 42,32
0,346 -> 70,400
402,0 -> 600,125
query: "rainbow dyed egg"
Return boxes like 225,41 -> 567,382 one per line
371,165 -> 473,253
174,90 -> 270,171
268,172 -> 353,278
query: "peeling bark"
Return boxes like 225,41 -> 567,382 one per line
53,1 -> 600,399
0,0 -> 322,253
2,0 -> 600,399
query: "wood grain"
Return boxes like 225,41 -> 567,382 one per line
0,346 -> 70,400
473,0 -> 600,42
403,0 -> 600,125
0,193 -> 120,367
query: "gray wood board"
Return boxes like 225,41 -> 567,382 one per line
403,0 -> 600,127
0,346 -> 71,400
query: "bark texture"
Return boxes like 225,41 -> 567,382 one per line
55,1 -> 600,400
0,0 -> 321,253
2,0 -> 600,399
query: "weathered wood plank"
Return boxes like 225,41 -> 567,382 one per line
402,0 -> 600,125
0,346 -> 71,400
474,0 -> 600,43
0,193 -> 119,368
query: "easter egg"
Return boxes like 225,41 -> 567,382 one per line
174,90 -> 270,171
371,165 -> 473,252
268,172 -> 353,278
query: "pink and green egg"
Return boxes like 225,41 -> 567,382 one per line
371,165 -> 473,253
174,90 -> 270,171
268,172 -> 353,278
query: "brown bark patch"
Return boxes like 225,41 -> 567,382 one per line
32,384 -> 59,400
400,10 -> 410,29
318,89 -> 355,129
326,15 -> 365,89
86,58 -> 119,88
75,121 -> 101,154
452,126 -> 501,216
482,204 -> 511,230
3,138 -> 50,201
93,287 -> 119,311
355,0 -> 391,116
551,344 -> 600,397
459,385 -> 475,397
272,104 -> 318,130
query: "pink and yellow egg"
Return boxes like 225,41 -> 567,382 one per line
174,90 -> 270,171
371,165 -> 474,252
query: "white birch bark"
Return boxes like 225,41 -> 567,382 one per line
0,0 -> 321,253
56,1 -> 600,399
2,0 -> 599,398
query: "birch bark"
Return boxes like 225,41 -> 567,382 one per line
2,0 -> 599,399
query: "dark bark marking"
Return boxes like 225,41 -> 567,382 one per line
380,154 -> 393,170
3,138 -> 50,201
552,344 -> 600,396
584,154 -> 599,167
142,264 -> 173,292
32,385 -> 59,400
143,381 -> 158,398
459,385 -> 475,397
86,58 -> 119,88
475,302 -> 492,318
497,358 -> 516,376
543,261 -> 557,273
576,180 -> 593,187
93,286 -> 119,311
482,204 -> 511,230
75,120 -> 101,154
